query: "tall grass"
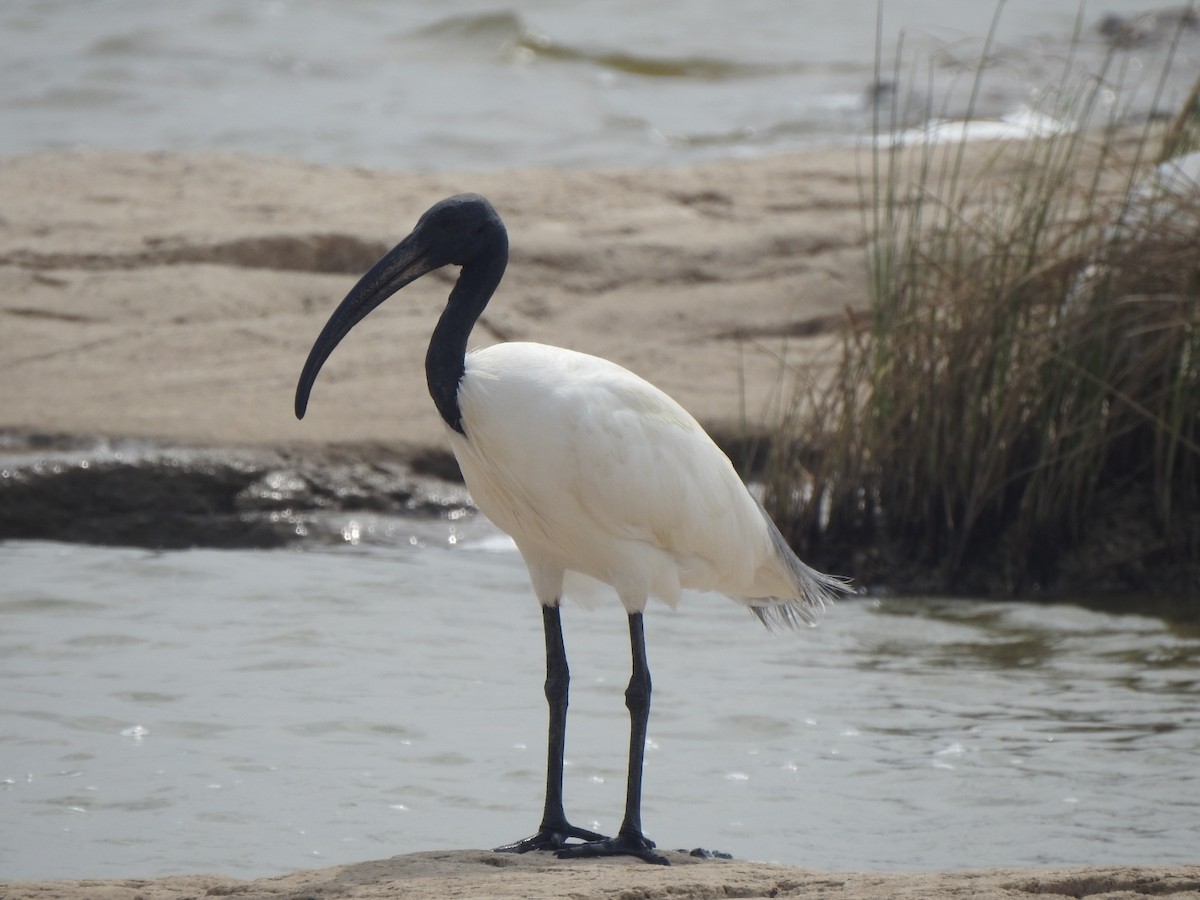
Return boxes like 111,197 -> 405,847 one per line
767,11 -> 1200,595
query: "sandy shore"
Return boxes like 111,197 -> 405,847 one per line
3,149 -> 1192,896
0,149 -> 865,457
3,850 -> 1199,900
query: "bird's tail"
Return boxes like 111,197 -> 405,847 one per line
747,507 -> 851,632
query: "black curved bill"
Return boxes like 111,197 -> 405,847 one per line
294,234 -> 436,420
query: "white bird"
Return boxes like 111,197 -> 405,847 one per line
295,193 -> 847,865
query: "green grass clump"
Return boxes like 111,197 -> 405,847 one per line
767,13 -> 1200,596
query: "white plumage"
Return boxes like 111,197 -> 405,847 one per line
451,341 -> 837,619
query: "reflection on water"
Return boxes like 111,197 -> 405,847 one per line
1,531 -> 1197,880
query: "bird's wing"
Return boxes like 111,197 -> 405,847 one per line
562,373 -> 845,613
565,369 -> 758,553
457,344 -> 775,594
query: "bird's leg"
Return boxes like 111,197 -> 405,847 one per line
556,612 -> 669,865
495,604 -> 607,854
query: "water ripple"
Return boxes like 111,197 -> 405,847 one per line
0,539 -> 1196,879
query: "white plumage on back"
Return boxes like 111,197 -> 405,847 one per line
449,341 -> 837,622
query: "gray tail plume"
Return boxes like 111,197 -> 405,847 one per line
748,503 -> 851,632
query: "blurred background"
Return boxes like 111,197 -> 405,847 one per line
2,0 -> 1197,171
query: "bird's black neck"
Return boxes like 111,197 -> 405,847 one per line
425,239 -> 508,435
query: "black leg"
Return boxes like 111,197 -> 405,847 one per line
495,604 -> 607,853
556,612 -> 669,865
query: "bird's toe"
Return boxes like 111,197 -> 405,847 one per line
554,831 -> 669,865
494,823 -> 608,854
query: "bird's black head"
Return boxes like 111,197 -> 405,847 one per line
410,193 -> 506,268
294,193 -> 509,421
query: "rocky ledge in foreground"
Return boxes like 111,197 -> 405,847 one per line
0,432 -> 470,549
3,851 -> 1200,900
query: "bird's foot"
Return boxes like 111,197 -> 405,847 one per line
494,822 -> 608,854
554,830 -> 669,865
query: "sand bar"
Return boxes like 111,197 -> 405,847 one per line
0,150 -> 865,456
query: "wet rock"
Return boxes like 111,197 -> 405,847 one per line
0,433 -> 471,550
0,454 -> 280,549
236,468 -> 314,512
686,847 -> 735,859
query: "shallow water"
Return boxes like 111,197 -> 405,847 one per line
2,528 -> 1198,880
1,0 -> 1197,171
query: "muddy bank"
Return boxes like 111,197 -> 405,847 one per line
5,428 -> 1195,611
